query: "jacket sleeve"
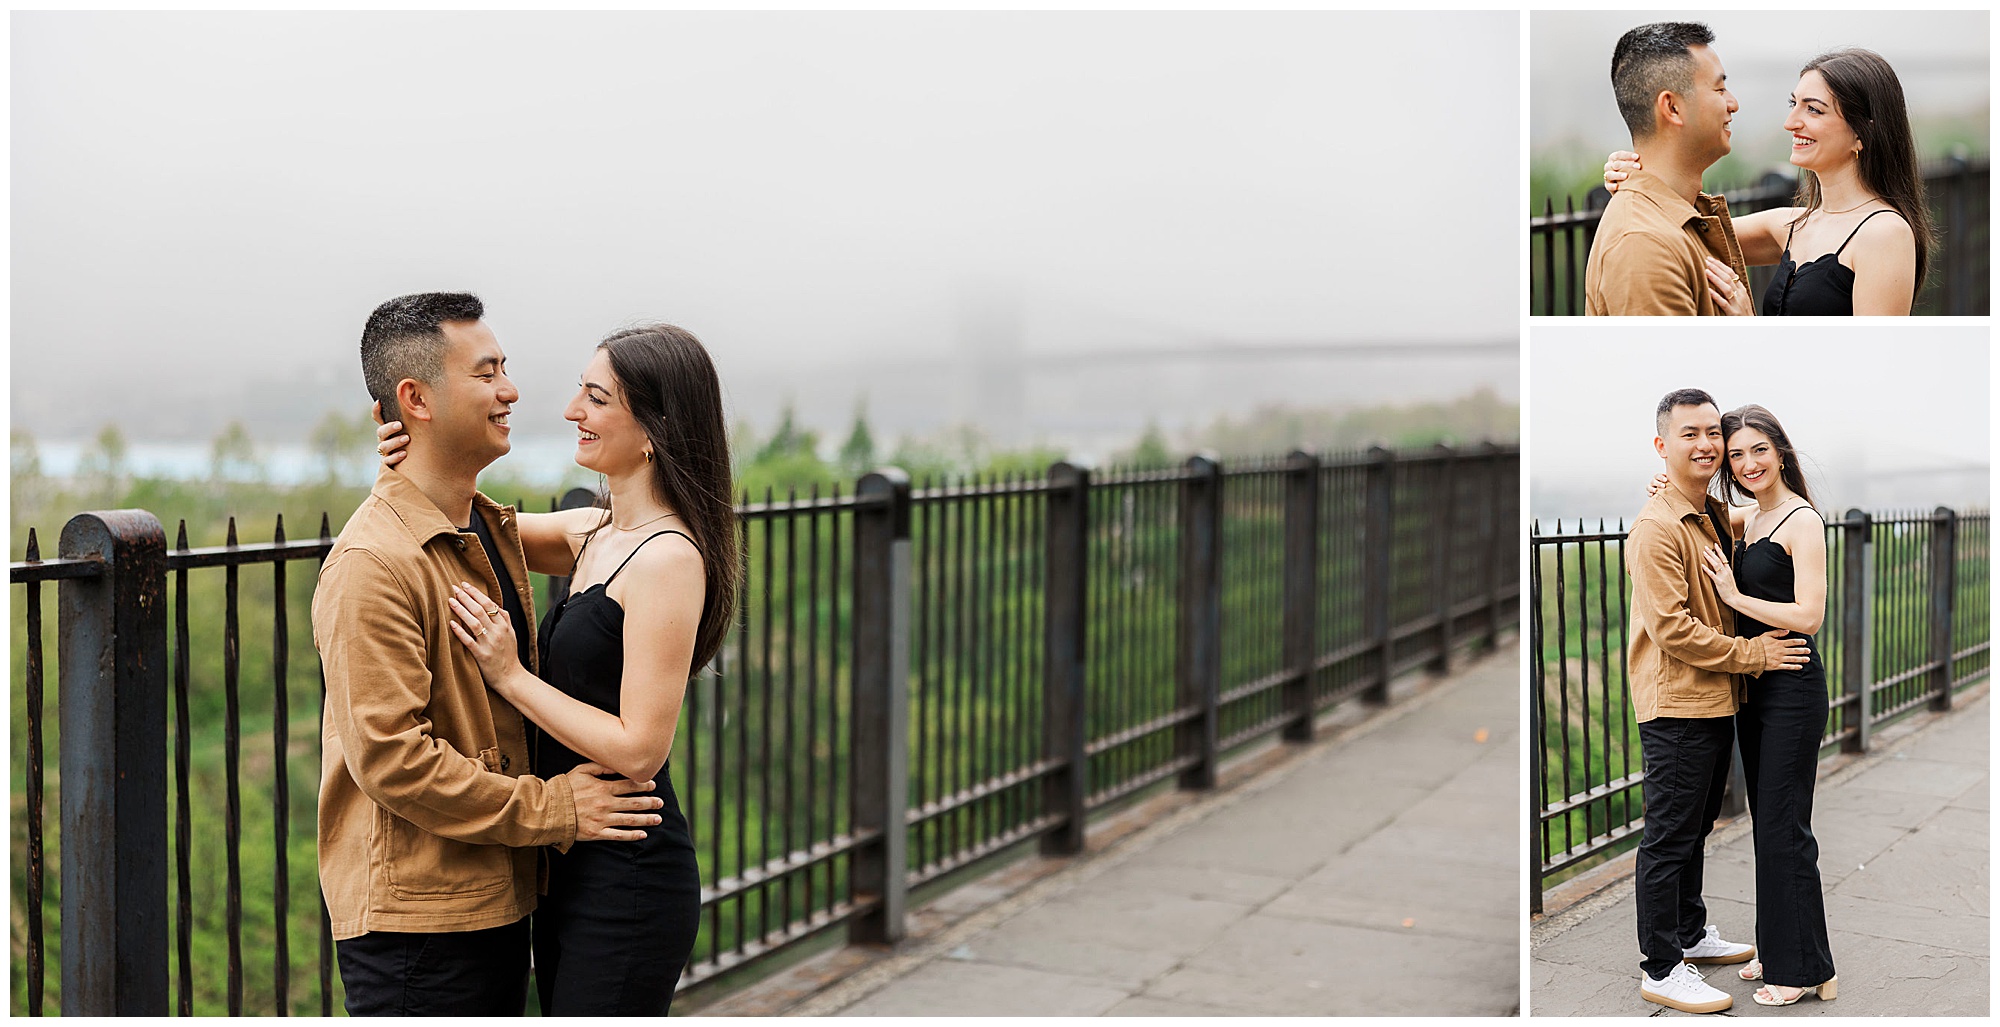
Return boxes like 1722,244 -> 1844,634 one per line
316,548 -> 577,848
1627,520 -> 1768,674
1595,233 -> 1701,316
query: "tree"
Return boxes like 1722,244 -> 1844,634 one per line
1120,420 -> 1174,470
736,401 -> 837,497
77,422 -> 128,479
755,400 -> 818,464
11,428 -> 41,480
310,409 -> 376,484
209,420 -> 264,482
837,399 -> 876,478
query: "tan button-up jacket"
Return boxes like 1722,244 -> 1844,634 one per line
314,468 -> 575,940
1584,167 -> 1753,316
1625,485 -> 1770,722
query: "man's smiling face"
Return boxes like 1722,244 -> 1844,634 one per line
1681,44 -> 1738,162
1655,401 -> 1723,487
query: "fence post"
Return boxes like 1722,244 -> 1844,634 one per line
1430,444 -> 1457,674
1946,153 -> 1969,313
1481,443 -> 1505,649
1282,450 -> 1320,743
549,486 -> 599,605
58,510 -> 168,1015
1178,454 -> 1222,789
1363,446 -> 1395,703
1930,506 -> 1958,711
1041,462 -> 1090,855
1526,523 -> 1546,915
1841,509 -> 1872,754
849,469 -> 911,945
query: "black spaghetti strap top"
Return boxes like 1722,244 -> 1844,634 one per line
1760,209 -> 1899,316
1732,505 -> 1818,640
534,529 -> 696,781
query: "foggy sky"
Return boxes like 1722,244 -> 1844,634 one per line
1529,327 -> 1990,523
13,12 -> 1520,453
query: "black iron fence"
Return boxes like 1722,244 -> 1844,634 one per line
1529,507 -> 1990,913
11,443 -> 1518,1015
1530,154 -> 1990,316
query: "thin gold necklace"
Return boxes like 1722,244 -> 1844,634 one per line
1822,198 -> 1880,215
612,510 -> 677,532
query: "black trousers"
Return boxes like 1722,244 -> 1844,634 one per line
1738,659 -> 1836,988
1635,715 -> 1735,980
534,778 -> 702,1014
335,916 -> 529,1016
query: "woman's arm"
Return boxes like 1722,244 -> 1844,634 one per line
448,537 -> 704,783
1727,208 -> 1800,269
1602,153 -> 1792,269
1700,510 -> 1827,634
519,507 -> 610,577
1848,213 -> 1917,316
1728,504 -> 1750,534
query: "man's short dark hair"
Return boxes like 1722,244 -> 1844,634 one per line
360,292 -> 484,423
1656,387 -> 1719,435
1611,22 -> 1716,138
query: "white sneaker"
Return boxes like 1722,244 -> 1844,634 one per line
1681,924 -> 1756,965
1642,961 -> 1733,1014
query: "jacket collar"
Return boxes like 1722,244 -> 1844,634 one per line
369,467 -> 512,546
1649,476 -> 1724,530
1619,166 -> 1727,227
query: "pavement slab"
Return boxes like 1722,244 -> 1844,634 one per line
809,644 -> 1521,1017
1530,691 -> 1989,1018
834,960 -> 1131,1017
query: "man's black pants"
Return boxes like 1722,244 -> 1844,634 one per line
1634,715 -> 1734,981
335,917 -> 529,1016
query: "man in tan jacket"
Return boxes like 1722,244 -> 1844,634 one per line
1583,22 -> 1754,316
314,293 -> 664,1015
1627,388 -> 1812,1013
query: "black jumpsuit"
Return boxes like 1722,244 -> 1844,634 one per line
1732,506 -> 1836,989
1759,209 -> 1902,316
532,529 -> 702,1014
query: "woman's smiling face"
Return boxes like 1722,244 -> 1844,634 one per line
1784,69 -> 1861,174
564,349 -> 649,476
1728,426 -> 1782,497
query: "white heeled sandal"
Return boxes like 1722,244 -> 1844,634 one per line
1753,975 -> 1838,1006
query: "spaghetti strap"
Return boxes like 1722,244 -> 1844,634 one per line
1757,504 -> 1819,543
1781,217 -> 1799,255
569,528 -> 599,576
603,529 -> 697,588
1833,209 -> 1898,258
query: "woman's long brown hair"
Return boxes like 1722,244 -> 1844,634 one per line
586,324 -> 741,675
1719,404 -> 1816,512
1789,48 -> 1936,288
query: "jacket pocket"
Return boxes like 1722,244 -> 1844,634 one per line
378,807 -> 513,901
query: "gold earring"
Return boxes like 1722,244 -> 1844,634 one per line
645,450 -> 653,463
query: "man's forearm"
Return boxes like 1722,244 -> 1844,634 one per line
339,723 -> 577,848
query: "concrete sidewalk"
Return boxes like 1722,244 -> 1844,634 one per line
797,646 -> 1520,1017
1531,690 -> 1989,1017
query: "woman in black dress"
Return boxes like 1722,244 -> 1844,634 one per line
1603,48 -> 1934,315
1698,405 -> 1838,1006
385,324 -> 739,1013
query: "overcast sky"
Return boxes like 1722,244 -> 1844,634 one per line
13,11 -> 1519,453
1531,11 -> 1989,186
1529,327 -> 1989,523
